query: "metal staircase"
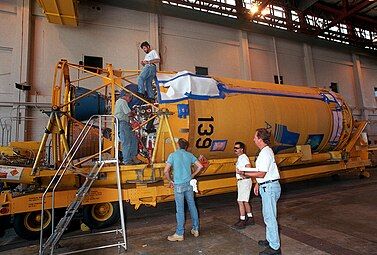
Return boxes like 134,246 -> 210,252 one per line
38,115 -> 127,255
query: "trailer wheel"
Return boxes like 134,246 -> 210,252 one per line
0,215 -> 11,237
13,210 -> 52,240
82,202 -> 121,229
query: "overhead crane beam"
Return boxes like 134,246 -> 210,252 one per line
314,1 -> 377,29
36,0 -> 78,26
315,0 -> 375,36
297,0 -> 319,11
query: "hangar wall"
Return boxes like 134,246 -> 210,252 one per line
0,1 -> 376,143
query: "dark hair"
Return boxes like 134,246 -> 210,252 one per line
256,128 -> 271,145
140,41 -> 150,48
235,141 -> 246,152
178,138 -> 189,149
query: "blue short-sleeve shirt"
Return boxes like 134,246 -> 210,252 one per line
166,149 -> 198,184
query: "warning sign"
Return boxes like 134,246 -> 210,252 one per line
0,165 -> 23,180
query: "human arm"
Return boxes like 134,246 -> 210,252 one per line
191,160 -> 203,178
163,163 -> 174,188
145,58 -> 160,64
240,149 -> 272,178
237,170 -> 266,179
254,182 -> 259,196
244,163 -> 252,175
240,163 -> 252,179
142,50 -> 160,65
142,59 -> 160,65
120,100 -> 135,117
128,111 -> 135,118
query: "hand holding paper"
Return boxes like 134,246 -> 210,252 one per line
190,179 -> 198,193
240,166 -> 258,172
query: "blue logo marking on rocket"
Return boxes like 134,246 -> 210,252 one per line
305,134 -> 324,151
273,124 -> 300,153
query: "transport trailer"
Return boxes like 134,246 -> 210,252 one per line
0,60 -> 370,240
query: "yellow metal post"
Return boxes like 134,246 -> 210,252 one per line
163,114 -> 177,151
345,121 -> 368,153
55,113 -> 70,156
151,115 -> 163,164
31,113 -> 55,175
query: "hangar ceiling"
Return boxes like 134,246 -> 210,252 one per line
37,0 -> 377,53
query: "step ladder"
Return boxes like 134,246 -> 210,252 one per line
40,161 -> 105,254
38,115 -> 127,255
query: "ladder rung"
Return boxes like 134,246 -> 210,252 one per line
100,159 -> 118,163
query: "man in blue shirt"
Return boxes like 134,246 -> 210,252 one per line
164,138 -> 203,241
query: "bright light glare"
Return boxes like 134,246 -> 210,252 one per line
250,5 -> 259,14
261,7 -> 269,16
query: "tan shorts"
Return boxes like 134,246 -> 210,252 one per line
237,178 -> 252,202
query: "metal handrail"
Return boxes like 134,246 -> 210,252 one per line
0,116 -> 49,146
38,115 -> 126,254
39,115 -> 97,252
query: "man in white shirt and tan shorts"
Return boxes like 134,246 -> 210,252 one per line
233,142 -> 255,229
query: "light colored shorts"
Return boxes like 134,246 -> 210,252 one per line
237,178 -> 252,202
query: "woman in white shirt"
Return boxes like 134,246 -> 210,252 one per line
237,128 -> 281,255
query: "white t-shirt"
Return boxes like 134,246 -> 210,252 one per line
255,146 -> 280,183
144,50 -> 160,62
236,154 -> 250,180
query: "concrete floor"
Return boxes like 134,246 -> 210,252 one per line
1,168 -> 377,255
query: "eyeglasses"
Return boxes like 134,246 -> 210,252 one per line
234,147 -> 241,150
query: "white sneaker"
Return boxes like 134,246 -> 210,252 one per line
191,229 -> 199,237
167,233 -> 184,241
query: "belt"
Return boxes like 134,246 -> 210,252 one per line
259,179 -> 279,185
237,178 -> 250,181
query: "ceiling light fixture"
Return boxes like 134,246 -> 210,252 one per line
249,5 -> 259,14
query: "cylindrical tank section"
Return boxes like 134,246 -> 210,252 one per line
72,87 -> 106,121
161,77 -> 353,161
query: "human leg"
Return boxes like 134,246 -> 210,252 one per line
119,121 -> 131,164
184,184 -> 199,232
174,184 -> 186,236
130,130 -> 138,159
122,124 -> 133,164
145,77 -> 153,99
244,202 -> 255,225
235,179 -> 252,228
145,65 -> 156,99
137,66 -> 149,95
238,201 -> 246,217
167,188 -> 185,241
244,201 -> 252,214
260,183 -> 281,250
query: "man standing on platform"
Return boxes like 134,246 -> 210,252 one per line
114,91 -> 138,165
138,41 -> 160,100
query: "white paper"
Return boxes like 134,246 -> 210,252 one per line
190,179 -> 198,193
240,166 -> 258,172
